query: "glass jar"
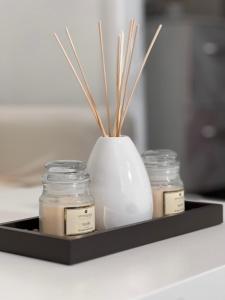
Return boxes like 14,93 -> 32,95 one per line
142,150 -> 185,218
39,160 -> 95,237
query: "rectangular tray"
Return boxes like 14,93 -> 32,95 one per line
0,201 -> 223,265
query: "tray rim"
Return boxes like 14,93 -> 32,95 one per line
0,200 -> 223,241
0,200 -> 222,265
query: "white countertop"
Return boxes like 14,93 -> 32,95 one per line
0,186 -> 224,300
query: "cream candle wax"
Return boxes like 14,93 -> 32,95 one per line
142,150 -> 185,218
39,161 -> 95,237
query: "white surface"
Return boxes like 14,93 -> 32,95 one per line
0,186 -> 224,299
87,136 -> 153,229
145,266 -> 225,300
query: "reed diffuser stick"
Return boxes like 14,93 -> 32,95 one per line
118,22 -> 138,133
115,34 -> 121,134
65,27 -> 91,95
66,28 -> 96,102
119,32 -> 124,89
116,20 -> 134,136
65,27 -> 102,125
98,21 -> 111,136
54,33 -> 107,137
113,33 -> 124,136
54,19 -> 162,138
120,24 -> 162,131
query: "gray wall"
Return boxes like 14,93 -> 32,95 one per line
0,0 -> 101,105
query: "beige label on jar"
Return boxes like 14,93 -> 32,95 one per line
64,205 -> 95,236
163,190 -> 184,216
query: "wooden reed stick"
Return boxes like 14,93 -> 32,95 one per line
120,24 -> 162,132
112,22 -> 133,136
116,31 -> 126,136
54,20 -> 162,137
98,21 -> 111,136
119,32 -> 124,89
115,34 -> 120,134
66,28 -> 95,102
116,19 -> 135,136
65,27 -> 102,128
66,27 -> 90,93
54,33 -> 107,137
113,33 -> 123,136
118,21 -> 138,132
120,19 -> 134,90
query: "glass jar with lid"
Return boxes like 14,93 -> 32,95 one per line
39,160 -> 95,237
142,150 -> 185,218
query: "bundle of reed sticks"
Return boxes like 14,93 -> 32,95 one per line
54,19 -> 162,137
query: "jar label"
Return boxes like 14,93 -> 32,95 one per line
64,205 -> 95,235
163,189 -> 184,216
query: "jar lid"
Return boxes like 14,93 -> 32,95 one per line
43,160 -> 89,183
142,149 -> 179,169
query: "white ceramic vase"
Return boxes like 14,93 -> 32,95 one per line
87,136 -> 153,230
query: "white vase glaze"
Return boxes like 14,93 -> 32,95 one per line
87,136 -> 153,230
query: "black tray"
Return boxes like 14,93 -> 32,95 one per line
0,201 -> 222,265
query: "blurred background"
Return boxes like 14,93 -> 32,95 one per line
0,0 -> 225,198
145,0 -> 225,197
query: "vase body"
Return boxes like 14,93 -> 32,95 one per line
87,136 -> 153,230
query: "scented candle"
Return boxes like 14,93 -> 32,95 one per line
39,160 -> 95,237
142,150 -> 185,218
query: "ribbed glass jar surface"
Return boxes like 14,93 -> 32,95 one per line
39,160 -> 95,237
142,150 -> 184,218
